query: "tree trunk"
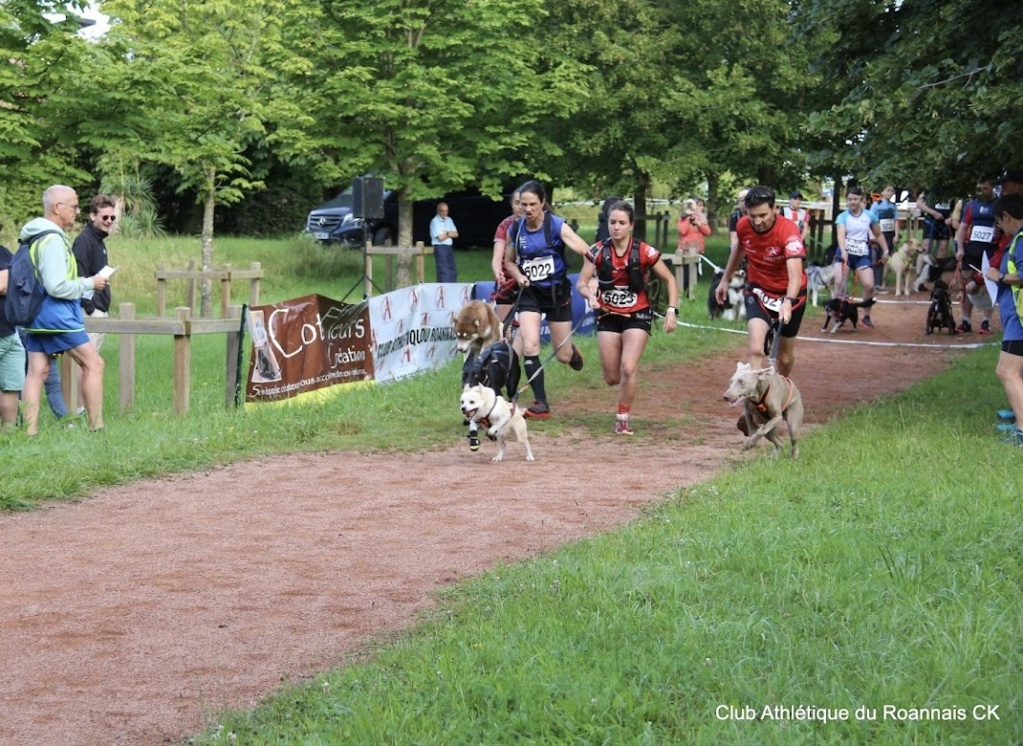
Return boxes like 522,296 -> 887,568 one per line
396,187 -> 413,288
200,166 -> 216,318
633,171 -> 650,243
706,172 -> 720,228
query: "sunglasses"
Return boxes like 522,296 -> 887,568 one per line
97,215 -> 117,222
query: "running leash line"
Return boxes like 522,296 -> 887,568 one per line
511,311 -> 589,404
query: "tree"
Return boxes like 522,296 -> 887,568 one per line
795,0 -> 1023,196
268,0 -> 591,253
99,0 -> 287,314
0,0 -> 94,223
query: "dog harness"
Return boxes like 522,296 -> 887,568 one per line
752,376 -> 797,414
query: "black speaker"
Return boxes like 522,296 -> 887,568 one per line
352,177 -> 384,220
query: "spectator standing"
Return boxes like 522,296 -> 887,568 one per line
954,176 -> 998,334
676,198 -> 712,254
576,200 -> 678,435
593,195 -> 620,244
728,187 -> 751,254
782,190 -> 810,243
19,185 -> 109,435
430,201 -> 459,283
916,193 -> 955,260
836,186 -> 888,327
72,194 -> 117,409
0,241 -> 26,428
983,194 -> 1023,446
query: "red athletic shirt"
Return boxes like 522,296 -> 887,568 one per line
584,240 -> 662,314
736,214 -> 807,295
493,214 -> 515,244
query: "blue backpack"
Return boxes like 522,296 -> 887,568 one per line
4,230 -> 59,327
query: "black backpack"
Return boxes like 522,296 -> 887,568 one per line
596,237 -> 645,293
4,230 -> 59,327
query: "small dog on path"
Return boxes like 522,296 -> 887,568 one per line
822,297 -> 876,333
925,279 -> 956,335
723,362 -> 803,458
460,384 -> 534,462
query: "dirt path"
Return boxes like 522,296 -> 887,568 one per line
0,297 -> 983,745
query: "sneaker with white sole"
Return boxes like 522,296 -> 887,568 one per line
614,413 -> 633,435
861,315 -> 874,329
979,319 -> 992,335
955,320 -> 972,334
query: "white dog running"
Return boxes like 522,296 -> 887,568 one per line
460,384 -> 534,462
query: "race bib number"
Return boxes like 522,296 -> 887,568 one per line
521,255 -> 555,282
601,286 -> 638,309
880,218 -> 895,233
752,287 -> 783,312
970,225 -> 995,244
846,238 -> 868,256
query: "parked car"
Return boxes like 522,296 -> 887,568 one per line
305,183 -> 512,248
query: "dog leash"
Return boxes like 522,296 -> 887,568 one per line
767,319 -> 784,366
510,310 -> 590,404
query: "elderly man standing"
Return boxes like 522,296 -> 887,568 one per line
19,185 -> 109,435
430,201 -> 459,282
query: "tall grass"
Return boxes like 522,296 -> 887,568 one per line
189,347 -> 1021,745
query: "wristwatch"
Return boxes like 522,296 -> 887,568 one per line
785,297 -> 799,304
666,306 -> 678,315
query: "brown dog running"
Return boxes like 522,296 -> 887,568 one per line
722,362 -> 803,458
887,238 -> 923,296
454,300 -> 502,359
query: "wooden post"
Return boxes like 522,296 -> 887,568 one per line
220,263 -> 231,319
385,254 -> 394,292
185,259 -> 197,315
59,354 -> 74,415
173,306 -> 191,416
415,241 -> 426,283
119,303 -> 136,413
248,262 -> 261,307
225,304 -> 242,409
156,263 -> 167,318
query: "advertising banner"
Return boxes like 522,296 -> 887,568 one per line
368,282 -> 474,382
245,294 -> 373,403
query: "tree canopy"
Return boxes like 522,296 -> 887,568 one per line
1,0 -> 1018,242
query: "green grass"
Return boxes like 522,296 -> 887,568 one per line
188,347 -> 1021,745
0,233 -> 733,506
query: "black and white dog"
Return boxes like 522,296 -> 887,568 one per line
708,269 -> 747,321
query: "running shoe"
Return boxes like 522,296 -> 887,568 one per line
955,320 -> 972,334
996,409 -> 1016,422
614,414 -> 633,435
569,345 -> 584,371
861,315 -> 875,329
525,400 -> 551,419
979,319 -> 992,335
995,423 -> 1018,434
1000,429 -> 1023,447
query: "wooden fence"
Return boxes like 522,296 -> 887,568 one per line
60,263 -> 263,416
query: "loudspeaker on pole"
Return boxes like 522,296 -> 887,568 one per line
352,177 -> 385,220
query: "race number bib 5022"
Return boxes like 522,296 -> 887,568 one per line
521,255 -> 555,282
